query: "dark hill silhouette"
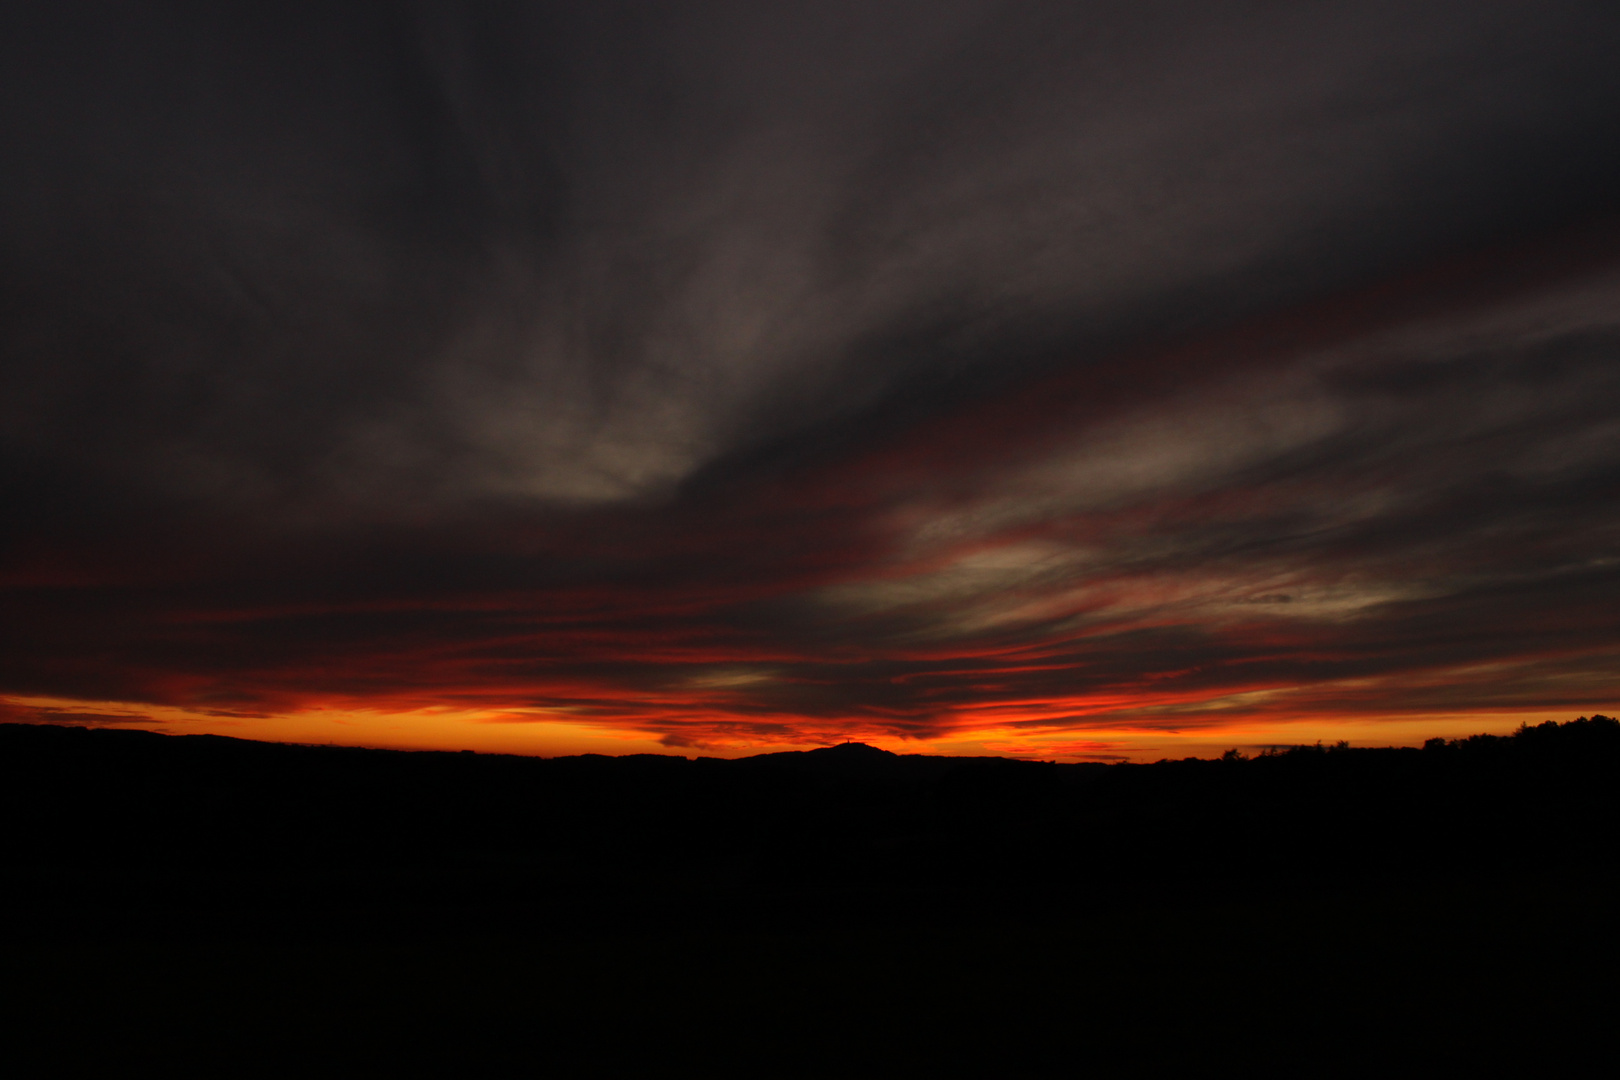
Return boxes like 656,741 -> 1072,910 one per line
3,716 -> 1618,904
754,739 -> 898,763
3,717 -> 1618,1072
736,739 -> 908,780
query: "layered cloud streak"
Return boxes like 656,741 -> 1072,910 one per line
2,2 -> 1618,753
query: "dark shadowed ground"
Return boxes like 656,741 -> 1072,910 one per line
3,717 -> 1618,1071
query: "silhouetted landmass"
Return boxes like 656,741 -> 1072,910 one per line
5,717 -> 1618,900
3,718 -> 1618,1070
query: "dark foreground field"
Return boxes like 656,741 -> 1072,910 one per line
3,718 -> 1618,1072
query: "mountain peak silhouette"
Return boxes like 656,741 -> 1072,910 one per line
740,740 -> 901,775
808,742 -> 896,759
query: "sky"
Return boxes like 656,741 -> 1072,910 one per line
2,1 -> 1618,761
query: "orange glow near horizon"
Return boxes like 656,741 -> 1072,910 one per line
0,691 -> 1583,763
5,234 -> 1617,768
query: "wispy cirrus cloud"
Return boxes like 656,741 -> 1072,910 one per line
1,3 -> 1618,756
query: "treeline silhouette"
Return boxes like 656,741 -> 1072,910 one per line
3,715 -> 1617,912
4,717 -> 1618,1071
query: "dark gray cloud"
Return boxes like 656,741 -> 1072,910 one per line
2,2 -> 1618,749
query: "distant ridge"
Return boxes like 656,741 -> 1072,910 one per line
747,740 -> 894,758
3,715 -> 1616,893
727,740 -> 904,779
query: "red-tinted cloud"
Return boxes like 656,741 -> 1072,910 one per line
5,227 -> 1618,754
5,6 -> 1620,755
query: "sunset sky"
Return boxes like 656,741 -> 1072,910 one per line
2,2 -> 1618,760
